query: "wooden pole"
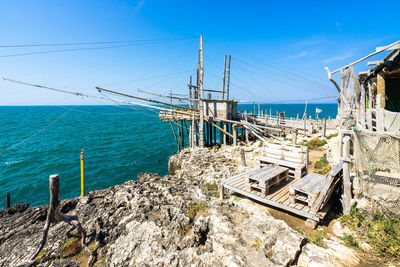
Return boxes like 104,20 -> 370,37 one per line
342,135 -> 352,214
293,130 -> 297,145
222,55 -> 227,100
240,148 -> 246,167
6,192 -> 10,208
223,123 -> 227,145
207,120 -> 248,146
31,174 -> 60,260
218,184 -> 224,200
198,35 -> 205,147
322,119 -> 326,138
80,150 -> 85,197
226,55 -> 231,100
233,124 -> 237,146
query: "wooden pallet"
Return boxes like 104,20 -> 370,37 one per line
289,173 -> 325,207
289,163 -> 343,211
220,170 -> 332,222
246,165 -> 289,196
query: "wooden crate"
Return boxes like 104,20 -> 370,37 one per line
289,173 -> 325,207
246,165 -> 289,196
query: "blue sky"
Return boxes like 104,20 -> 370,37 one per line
0,0 -> 399,105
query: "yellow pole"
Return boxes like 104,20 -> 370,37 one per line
80,149 -> 85,196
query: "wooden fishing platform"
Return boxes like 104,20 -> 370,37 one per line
221,167 -> 334,222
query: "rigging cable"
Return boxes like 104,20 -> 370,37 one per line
0,110 -> 71,154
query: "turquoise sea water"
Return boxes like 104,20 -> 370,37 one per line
0,103 -> 337,209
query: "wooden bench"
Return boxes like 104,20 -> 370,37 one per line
246,165 -> 289,196
289,163 -> 343,211
256,143 -> 308,179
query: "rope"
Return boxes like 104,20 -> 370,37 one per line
0,110 -> 71,154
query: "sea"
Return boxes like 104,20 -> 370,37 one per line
0,103 -> 337,209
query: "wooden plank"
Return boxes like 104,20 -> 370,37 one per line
257,156 -> 304,169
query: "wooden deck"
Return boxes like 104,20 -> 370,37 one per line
221,169 -> 332,222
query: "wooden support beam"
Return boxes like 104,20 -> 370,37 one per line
222,55 -> 227,100
226,55 -> 231,100
198,35 -> 205,148
207,120 -> 248,146
232,124 -> 238,146
240,148 -> 246,166
377,72 -> 386,108
342,135 -> 352,214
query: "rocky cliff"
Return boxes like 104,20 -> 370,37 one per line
0,145 -> 357,266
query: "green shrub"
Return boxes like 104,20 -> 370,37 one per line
314,153 -> 331,174
342,233 -> 359,248
327,133 -> 338,139
299,138 -> 327,149
204,182 -> 218,197
186,201 -> 208,221
306,230 -> 327,247
340,207 -> 400,258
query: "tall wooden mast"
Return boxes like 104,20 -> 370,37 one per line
198,35 -> 205,147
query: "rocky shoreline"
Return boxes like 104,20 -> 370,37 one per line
0,144 -> 359,267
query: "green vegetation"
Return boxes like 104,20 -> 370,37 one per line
204,182 -> 218,197
292,226 -> 304,235
340,207 -> 400,258
327,133 -> 338,139
60,237 -> 79,251
314,153 -> 331,174
342,233 -> 359,248
306,229 -> 327,247
299,137 -> 327,149
34,249 -> 47,261
187,201 -> 208,221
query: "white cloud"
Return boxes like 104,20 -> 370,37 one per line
287,51 -> 308,59
323,53 -> 352,64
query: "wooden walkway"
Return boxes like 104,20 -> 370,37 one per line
221,169 -> 332,222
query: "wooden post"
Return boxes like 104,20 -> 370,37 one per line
218,184 -> 224,200
226,55 -> 231,100
240,148 -> 246,166
232,124 -> 237,146
360,87 -> 366,130
222,55 -> 227,100
6,192 -> 10,208
293,130 -> 297,145
220,122 -> 224,144
342,135 -> 352,214
223,123 -> 227,145
377,72 -> 385,108
376,95 -> 384,133
180,121 -> 185,149
198,35 -> 205,147
80,150 -> 85,197
213,123 -> 217,145
322,119 -> 326,138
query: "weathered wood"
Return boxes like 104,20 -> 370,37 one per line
30,174 -> 94,265
218,184 -> 224,200
198,35 -> 205,147
377,73 -> 385,108
222,55 -> 227,100
240,148 -> 246,166
6,192 -> 10,208
226,55 -> 231,100
322,119 -> 327,137
293,130 -> 297,145
342,135 -> 352,214
232,124 -> 237,146
31,174 -> 60,261
221,172 -> 322,222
